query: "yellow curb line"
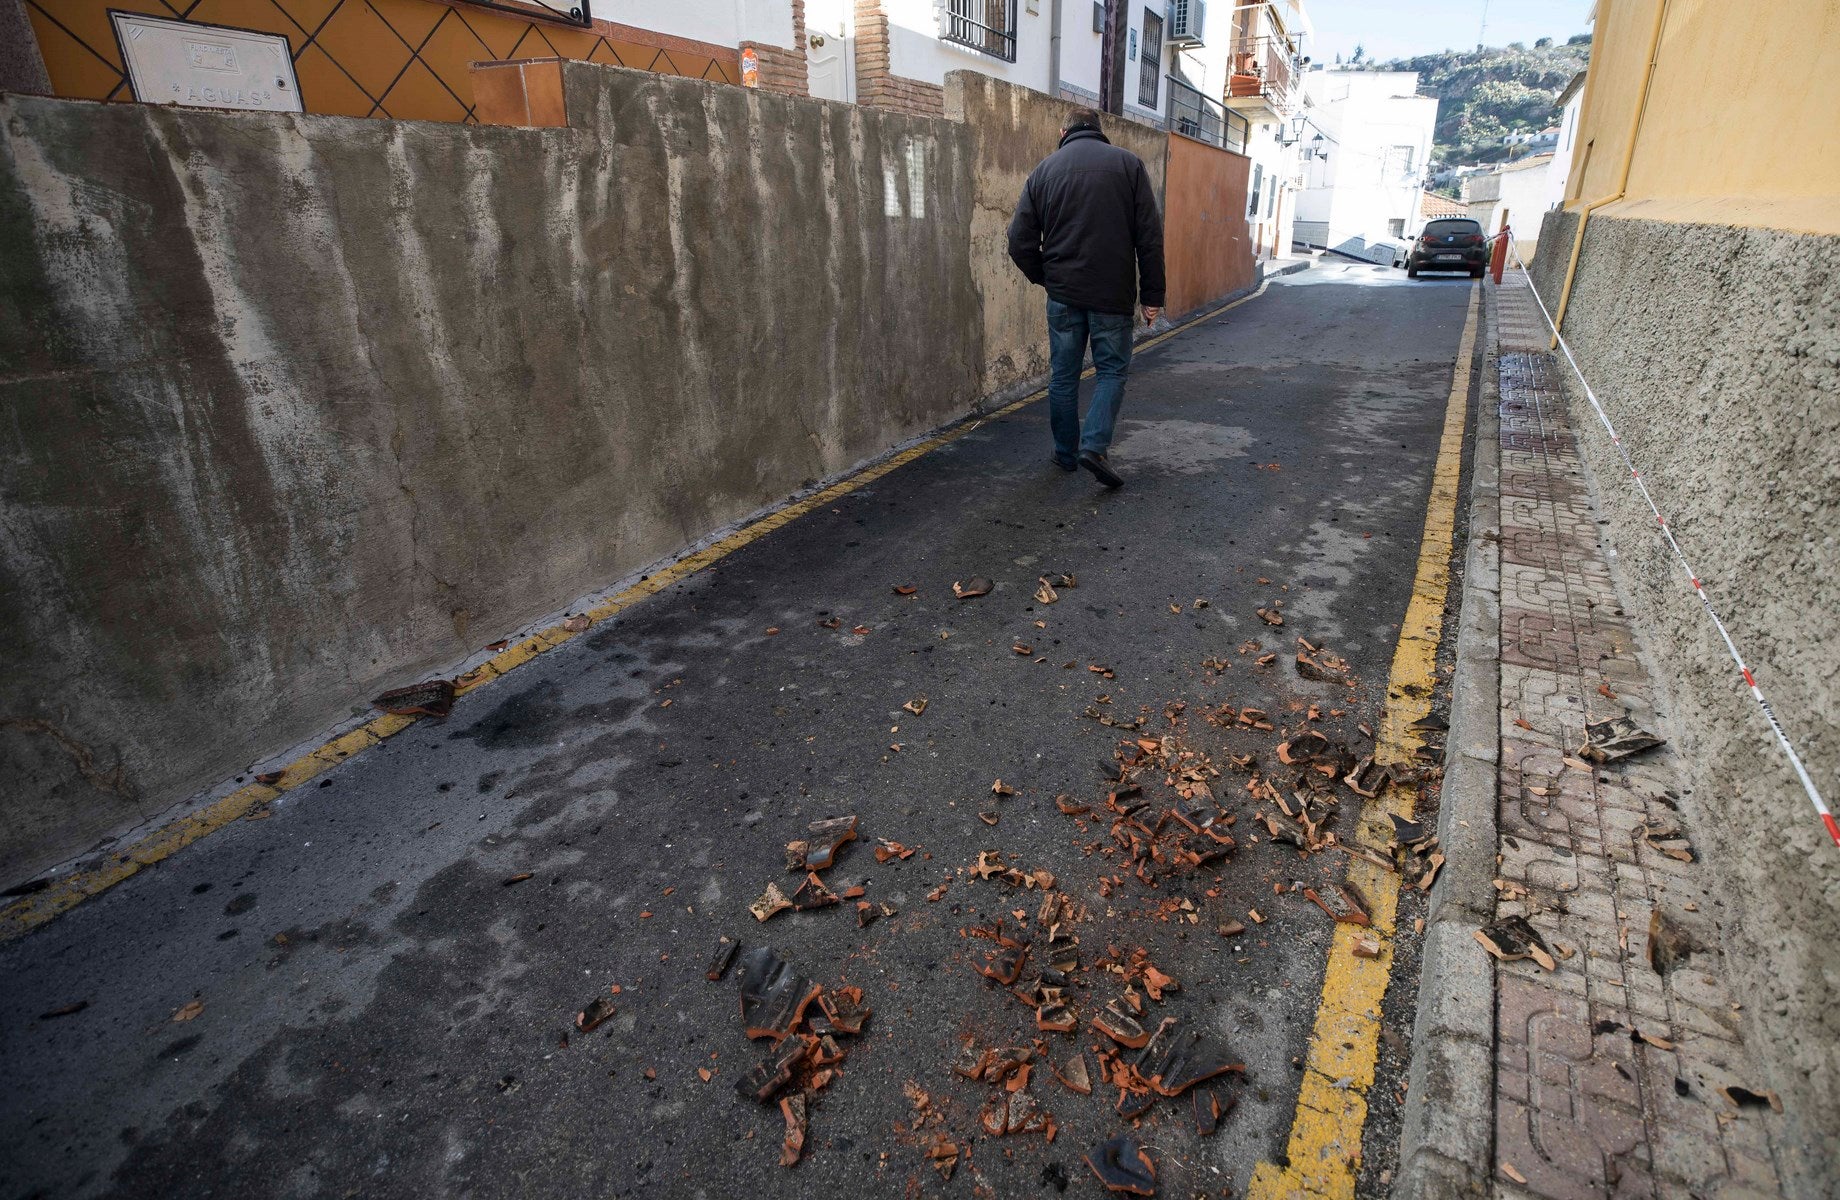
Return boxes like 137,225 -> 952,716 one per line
0,278 -> 1285,945
1247,280 -> 1480,1199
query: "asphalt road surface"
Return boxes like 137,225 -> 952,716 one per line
0,262 -> 1479,1200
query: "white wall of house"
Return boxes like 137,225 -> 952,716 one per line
883,0 -> 1054,92
1052,0 -> 1170,126
1542,81 -> 1586,212
1293,69 -> 1436,254
608,0 -> 797,48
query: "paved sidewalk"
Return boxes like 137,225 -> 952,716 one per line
1484,276 -> 1787,1198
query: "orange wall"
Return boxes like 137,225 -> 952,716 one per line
1163,133 -> 1255,319
25,0 -> 739,123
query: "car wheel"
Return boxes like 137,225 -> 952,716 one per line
1406,264 -> 1419,278
1470,266 -> 1485,278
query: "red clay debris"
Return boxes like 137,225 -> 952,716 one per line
874,838 -> 915,862
952,576 -> 992,599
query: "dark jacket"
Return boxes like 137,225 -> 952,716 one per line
1006,127 -> 1165,315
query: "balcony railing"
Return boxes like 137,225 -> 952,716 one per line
1226,34 -> 1297,113
942,0 -> 1018,63
1167,76 -> 1223,145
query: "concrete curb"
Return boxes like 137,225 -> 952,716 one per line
1393,283 -> 1503,1199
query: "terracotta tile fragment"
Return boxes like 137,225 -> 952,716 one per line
778,1093 -> 807,1167
706,936 -> 739,982
736,946 -> 822,1042
575,996 -> 616,1033
1085,1134 -> 1156,1195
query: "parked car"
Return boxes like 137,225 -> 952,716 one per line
1407,218 -> 1488,278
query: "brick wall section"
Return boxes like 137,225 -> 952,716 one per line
743,0 -> 811,96
853,0 -> 946,116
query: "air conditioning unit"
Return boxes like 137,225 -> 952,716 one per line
1167,0 -> 1205,45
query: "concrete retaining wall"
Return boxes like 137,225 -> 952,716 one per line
1530,208 -> 1840,1188
1162,133 -> 1254,320
946,72 -> 1168,401
0,63 -> 979,884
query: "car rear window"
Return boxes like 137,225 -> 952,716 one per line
1424,219 -> 1482,235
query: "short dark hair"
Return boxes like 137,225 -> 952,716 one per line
1062,107 -> 1101,132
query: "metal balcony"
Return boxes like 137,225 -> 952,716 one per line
1225,34 -> 1298,118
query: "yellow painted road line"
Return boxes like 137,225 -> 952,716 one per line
0,278 -> 1289,945
1248,281 -> 1480,1199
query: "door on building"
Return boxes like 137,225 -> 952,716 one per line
805,0 -> 855,103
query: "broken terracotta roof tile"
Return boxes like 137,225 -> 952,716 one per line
371,678 -> 456,718
706,936 -> 739,982
954,1041 -> 996,1080
802,816 -> 858,870
976,943 -> 1029,987
736,946 -> 823,1043
791,872 -> 839,911
750,882 -> 793,923
816,986 -> 871,1036
1475,915 -> 1557,971
873,838 -> 915,863
1053,1052 -> 1093,1095
1085,1134 -> 1157,1195
1304,883 -> 1371,926
778,1093 -> 807,1167
1093,1006 -> 1149,1049
736,1033 -> 814,1102
1194,1085 -> 1234,1135
1134,1016 -> 1241,1096
575,996 -> 616,1033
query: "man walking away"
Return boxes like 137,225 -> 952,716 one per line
1006,107 -> 1165,489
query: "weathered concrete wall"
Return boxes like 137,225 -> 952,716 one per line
1163,133 -> 1253,320
1530,208 -> 1840,1190
0,63 -> 978,884
946,71 -> 1168,401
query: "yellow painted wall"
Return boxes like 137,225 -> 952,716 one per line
1567,0 -> 1840,234
24,0 -> 740,123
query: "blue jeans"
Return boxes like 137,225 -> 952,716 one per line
1046,298 -> 1134,463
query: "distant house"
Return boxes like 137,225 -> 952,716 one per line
1421,191 -> 1468,220
1292,68 -> 1438,256
1461,152 -> 1555,258
1501,127 -> 1561,149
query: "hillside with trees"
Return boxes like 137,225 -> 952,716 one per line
1341,35 -> 1590,173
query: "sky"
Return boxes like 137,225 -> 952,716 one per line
1301,0 -> 1596,65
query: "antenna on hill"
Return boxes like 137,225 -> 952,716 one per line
1478,0 -> 1491,48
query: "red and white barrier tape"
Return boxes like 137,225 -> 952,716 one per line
1499,240 -> 1838,847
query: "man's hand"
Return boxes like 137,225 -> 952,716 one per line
1142,306 -> 1162,326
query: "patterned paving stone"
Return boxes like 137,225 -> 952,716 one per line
1478,277 -> 1786,1198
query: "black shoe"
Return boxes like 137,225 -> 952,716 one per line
1079,451 -> 1124,489
1053,455 -> 1078,472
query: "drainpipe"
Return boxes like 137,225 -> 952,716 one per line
1548,0 -> 1670,347
1049,0 -> 1062,98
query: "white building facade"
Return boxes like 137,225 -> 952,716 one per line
1291,68 -> 1437,258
